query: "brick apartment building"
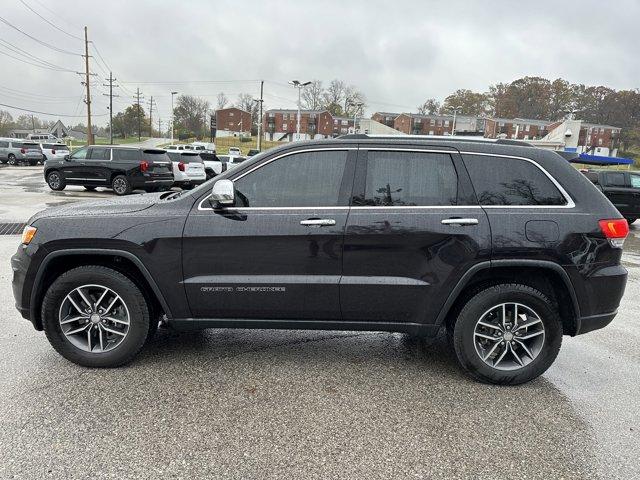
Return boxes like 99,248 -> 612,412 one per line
391,113 -> 483,136
371,112 -> 400,128
215,108 -> 252,137
263,109 -> 349,141
483,118 -> 550,140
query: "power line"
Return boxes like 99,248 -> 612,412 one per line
30,0 -> 80,30
0,101 -> 108,117
0,84 -> 78,99
119,79 -> 260,85
90,42 -> 112,73
0,46 -> 75,72
0,15 -> 82,56
0,38 -> 76,71
18,0 -> 83,41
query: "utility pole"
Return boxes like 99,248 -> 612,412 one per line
158,118 -> 162,137
133,88 -> 144,141
254,80 -> 264,151
83,26 -> 94,145
103,72 -> 119,145
170,91 -> 178,143
31,115 -> 36,133
147,96 -> 156,138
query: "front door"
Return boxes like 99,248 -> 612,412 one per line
61,146 -> 89,183
182,147 -> 356,320
82,146 -> 111,184
341,147 -> 491,325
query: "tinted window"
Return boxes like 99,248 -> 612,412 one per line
464,154 -> 566,206
53,144 -> 68,151
234,150 -> 348,207
143,150 -> 170,162
43,143 -> 55,149
167,152 -> 181,162
0,141 -> 8,148
356,151 -> 458,206
113,149 -> 140,161
631,174 -> 640,189
70,146 -> 88,159
89,147 -> 110,160
180,153 -> 203,163
605,172 -> 626,187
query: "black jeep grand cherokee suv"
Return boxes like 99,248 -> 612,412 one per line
44,145 -> 174,195
12,136 -> 628,384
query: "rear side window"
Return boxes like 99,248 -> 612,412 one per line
113,149 -> 140,161
180,153 -> 202,163
356,151 -> 458,206
464,154 -> 567,206
43,143 -> 55,149
604,172 -> 626,187
89,147 -> 110,160
630,174 -> 640,189
234,150 -> 348,207
0,141 -> 8,148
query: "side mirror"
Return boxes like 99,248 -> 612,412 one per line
209,179 -> 235,208
64,154 -> 70,161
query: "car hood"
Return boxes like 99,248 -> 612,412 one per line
29,192 -> 164,223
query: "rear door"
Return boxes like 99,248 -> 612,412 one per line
84,146 -> 112,184
341,146 -> 490,325
182,147 -> 356,320
626,172 -> 640,217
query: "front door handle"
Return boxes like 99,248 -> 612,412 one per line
441,218 -> 479,226
300,219 -> 336,227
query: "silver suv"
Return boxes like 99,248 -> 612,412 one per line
0,139 -> 43,165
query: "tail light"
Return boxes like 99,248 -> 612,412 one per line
140,160 -> 149,172
599,219 -> 629,248
178,161 -> 185,172
20,148 -> 25,154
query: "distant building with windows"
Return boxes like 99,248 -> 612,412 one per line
215,108 -> 252,137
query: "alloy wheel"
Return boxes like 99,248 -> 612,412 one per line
48,172 -> 60,189
113,178 -> 127,194
58,284 -> 130,353
473,302 -> 545,371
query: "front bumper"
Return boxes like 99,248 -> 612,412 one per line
11,248 -> 32,322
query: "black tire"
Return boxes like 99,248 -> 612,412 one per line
7,154 -> 16,166
452,283 -> 562,385
41,266 -> 150,368
205,169 -> 215,180
111,175 -> 132,195
0,159 -> 7,164
84,186 -> 97,191
29,160 -> 38,166
46,170 -> 66,191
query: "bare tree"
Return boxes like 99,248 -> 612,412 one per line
322,79 -> 347,115
301,80 -> 324,110
417,98 -> 441,115
217,92 -> 229,110
234,93 -> 261,130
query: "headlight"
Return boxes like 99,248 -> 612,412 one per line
21,225 -> 37,245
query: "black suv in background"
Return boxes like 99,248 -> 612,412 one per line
44,146 -> 174,195
13,136 -> 628,384
582,169 -> 640,224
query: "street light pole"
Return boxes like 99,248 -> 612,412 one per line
450,106 -> 462,136
289,80 -> 311,140
171,91 -> 178,143
348,101 -> 364,134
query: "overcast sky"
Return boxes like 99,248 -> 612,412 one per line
1,0 -> 639,126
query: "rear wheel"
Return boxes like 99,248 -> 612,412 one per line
452,283 -> 562,385
112,175 -> 132,195
41,266 -> 150,367
46,170 -> 66,191
7,154 -> 16,165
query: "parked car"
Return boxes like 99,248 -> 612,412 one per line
13,136 -> 628,385
228,147 -> 241,156
40,143 -> 69,164
218,154 -> 246,171
192,141 -> 215,153
166,151 -> 206,189
0,139 -> 43,165
582,169 -> 640,224
43,145 -> 174,195
28,133 -> 60,142
165,144 -> 187,151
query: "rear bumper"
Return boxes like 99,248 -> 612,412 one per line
575,311 -> 617,335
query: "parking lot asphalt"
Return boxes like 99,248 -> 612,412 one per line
0,165 -> 638,479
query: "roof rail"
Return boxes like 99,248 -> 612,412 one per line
336,133 -> 533,147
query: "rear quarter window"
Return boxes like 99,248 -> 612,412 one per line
604,172 -> 626,187
463,154 -> 567,206
113,149 -> 140,161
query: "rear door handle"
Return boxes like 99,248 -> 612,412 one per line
300,219 -> 336,227
441,218 -> 479,226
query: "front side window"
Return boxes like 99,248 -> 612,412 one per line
233,150 -> 348,207
356,151 -> 458,206
89,147 -> 110,161
464,154 -> 567,206
70,146 -> 88,160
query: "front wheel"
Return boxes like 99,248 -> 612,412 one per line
452,283 -> 562,385
7,154 -> 16,165
112,175 -> 132,195
41,266 -> 150,367
46,170 -> 66,191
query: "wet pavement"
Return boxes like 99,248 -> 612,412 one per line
0,165 -> 638,479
